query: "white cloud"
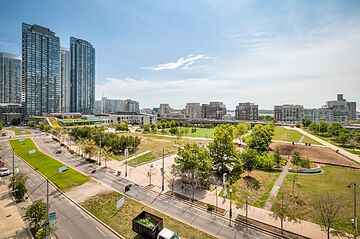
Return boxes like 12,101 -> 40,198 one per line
143,54 -> 208,71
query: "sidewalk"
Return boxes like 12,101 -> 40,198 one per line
0,183 -> 31,239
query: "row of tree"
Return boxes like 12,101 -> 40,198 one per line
69,126 -> 140,155
156,120 -> 214,129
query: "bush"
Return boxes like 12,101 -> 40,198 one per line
191,128 -> 197,133
207,204 -> 215,212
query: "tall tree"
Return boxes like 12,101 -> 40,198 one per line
25,200 -> 47,235
83,139 -> 98,159
274,147 -> 282,167
247,125 -> 273,153
309,122 -> 319,133
102,146 -> 114,167
313,193 -> 343,239
302,118 -> 312,127
337,132 -> 350,146
9,173 -> 28,202
241,149 -> 258,176
319,121 -> 329,135
234,123 -> 250,140
174,143 -> 213,200
208,124 -> 235,174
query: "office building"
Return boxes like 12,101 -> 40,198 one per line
0,103 -> 23,125
70,37 -> 95,114
274,104 -> 304,124
60,47 -> 71,112
124,99 -> 139,112
159,104 -> 172,116
108,112 -> 157,125
0,52 -> 21,104
235,102 -> 259,121
22,23 -> 61,116
185,103 -> 202,119
201,102 -> 226,119
347,102 -> 357,121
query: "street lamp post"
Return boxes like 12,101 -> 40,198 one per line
348,182 -> 358,237
161,149 -> 165,191
149,164 -> 153,185
229,188 -> 233,226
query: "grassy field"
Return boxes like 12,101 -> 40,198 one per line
128,152 -> 156,166
82,192 -> 216,239
10,138 -> 89,190
7,128 -> 32,135
277,165 -> 360,234
117,133 -> 208,162
273,127 -> 321,145
181,127 -> 214,138
220,170 -> 280,208
48,117 -> 61,128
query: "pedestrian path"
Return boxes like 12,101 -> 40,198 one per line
264,160 -> 290,210
298,135 -> 305,144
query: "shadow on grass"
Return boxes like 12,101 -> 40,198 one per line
244,176 -> 260,190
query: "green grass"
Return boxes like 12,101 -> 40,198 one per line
219,170 -> 280,208
277,165 -> 360,234
128,152 -> 157,166
82,192 -> 216,239
7,128 -> 32,135
181,127 -> 214,138
272,126 -> 303,142
48,117 -> 61,128
10,138 -> 89,190
345,149 -> 360,156
302,135 -> 321,145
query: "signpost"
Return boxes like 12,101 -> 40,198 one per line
49,211 -> 56,226
58,166 -> 68,174
28,149 -> 36,154
223,173 -> 227,199
116,196 -> 125,209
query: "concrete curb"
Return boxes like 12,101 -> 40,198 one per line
9,140 -> 125,239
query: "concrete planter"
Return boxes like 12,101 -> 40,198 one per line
288,164 -> 321,173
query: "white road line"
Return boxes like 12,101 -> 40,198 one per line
96,226 -> 107,237
68,234 -> 73,239
80,210 -> 89,220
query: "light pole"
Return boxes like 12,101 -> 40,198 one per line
348,182 -> 358,237
149,164 -> 153,185
229,188 -> 233,227
161,149 -> 165,191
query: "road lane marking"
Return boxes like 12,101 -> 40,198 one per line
68,234 -> 73,239
80,210 -> 89,220
96,226 -> 107,237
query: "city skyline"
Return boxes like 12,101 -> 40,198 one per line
1,0 -> 360,110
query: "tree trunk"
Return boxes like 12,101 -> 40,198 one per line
327,227 -> 330,239
281,218 -> 284,235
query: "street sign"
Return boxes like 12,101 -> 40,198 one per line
160,167 -> 164,175
58,166 -> 68,174
19,138 -> 25,142
223,173 -> 227,185
28,149 -> 36,154
49,211 -> 56,220
116,196 -> 125,209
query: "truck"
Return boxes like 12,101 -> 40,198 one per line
132,211 -> 180,239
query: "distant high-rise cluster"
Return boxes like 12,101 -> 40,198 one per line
94,97 -> 139,114
0,22 -> 97,118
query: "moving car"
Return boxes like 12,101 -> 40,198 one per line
0,167 -> 11,176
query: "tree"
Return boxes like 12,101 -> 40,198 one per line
328,123 -> 344,137
25,200 -> 47,236
349,137 -> 358,151
115,122 -> 129,131
44,125 -> 51,133
241,149 -> 258,176
246,125 -> 273,153
291,151 -> 302,166
9,173 -> 28,202
302,118 -> 312,127
309,122 -> 319,133
174,143 -> 213,201
313,193 -> 343,239
270,191 -> 300,235
102,146 -> 114,167
319,121 -> 329,135
27,121 -> 36,127
337,132 -> 350,146
143,124 -> 151,133
274,147 -> 282,168
208,124 -> 235,174
234,123 -> 250,139
83,139 -> 98,159
38,122 -> 45,131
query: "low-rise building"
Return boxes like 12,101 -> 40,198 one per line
108,112 -> 157,125
0,103 -> 23,125
235,102 -> 259,121
201,102 -> 226,119
274,104 -> 304,124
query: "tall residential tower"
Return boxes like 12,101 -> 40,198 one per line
70,37 -> 95,114
0,52 -> 21,103
60,47 -> 70,112
22,23 -> 61,116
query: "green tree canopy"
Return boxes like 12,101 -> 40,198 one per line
208,124 -> 235,174
246,124 -> 274,153
9,173 -> 28,202
241,149 -> 258,175
25,200 -> 47,235
302,118 -> 312,127
234,123 -> 250,139
115,122 -> 129,131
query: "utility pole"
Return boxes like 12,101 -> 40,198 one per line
12,150 -> 15,177
46,179 -> 50,239
349,182 -> 358,237
161,149 -> 165,191
99,136 -> 102,166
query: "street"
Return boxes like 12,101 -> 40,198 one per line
0,140 -> 120,239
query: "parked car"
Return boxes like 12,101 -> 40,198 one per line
56,150 -> 62,154
0,161 -> 6,168
0,167 -> 11,176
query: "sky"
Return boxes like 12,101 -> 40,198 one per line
1,0 -> 360,110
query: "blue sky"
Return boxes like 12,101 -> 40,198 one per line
1,0 -> 360,110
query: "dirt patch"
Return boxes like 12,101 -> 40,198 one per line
65,180 -> 112,203
270,142 -> 360,168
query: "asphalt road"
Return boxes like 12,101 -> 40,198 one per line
0,140 -> 119,239
33,136 -> 280,239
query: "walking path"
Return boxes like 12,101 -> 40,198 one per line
298,135 -> 305,144
292,127 -> 360,164
264,161 -> 291,210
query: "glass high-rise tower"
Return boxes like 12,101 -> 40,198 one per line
22,23 -> 61,116
0,52 -> 21,103
60,47 -> 70,112
70,37 -> 95,114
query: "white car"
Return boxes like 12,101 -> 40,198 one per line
0,167 -> 11,176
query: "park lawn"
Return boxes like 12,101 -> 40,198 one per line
82,192 -> 216,239
302,135 -> 321,145
7,128 -> 32,135
272,126 -> 303,143
345,149 -> 360,156
48,117 -> 61,128
128,152 -> 156,166
220,170 -> 280,208
116,133 -> 208,161
10,138 -> 89,190
181,127 -> 214,138
277,165 -> 360,234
